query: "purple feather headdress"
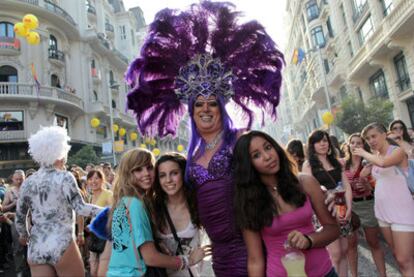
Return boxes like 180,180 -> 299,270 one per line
126,1 -> 285,137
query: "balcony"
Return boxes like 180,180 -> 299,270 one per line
5,0 -> 79,39
87,3 -> 96,16
97,33 -> 111,50
396,77 -> 412,93
48,48 -> 65,66
112,49 -> 129,64
105,23 -> 115,38
0,82 -> 84,111
44,0 -> 76,26
88,100 -> 110,115
0,37 -> 21,56
0,130 -> 27,142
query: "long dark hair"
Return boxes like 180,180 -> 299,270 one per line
233,131 -> 306,231
150,153 -> 200,233
389,119 -> 412,143
344,133 -> 370,170
286,139 -> 305,170
307,130 -> 342,176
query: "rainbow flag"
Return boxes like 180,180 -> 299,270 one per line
31,63 -> 41,94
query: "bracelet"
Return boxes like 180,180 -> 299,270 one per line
304,234 -> 313,250
179,255 -> 189,270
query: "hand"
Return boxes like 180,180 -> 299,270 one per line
338,208 -> 352,225
189,245 -> 212,265
18,236 -> 28,246
287,230 -> 310,250
360,164 -> 372,178
354,181 -> 366,193
352,148 -> 367,158
387,133 -> 401,142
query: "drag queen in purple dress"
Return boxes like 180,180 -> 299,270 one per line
125,2 -> 284,275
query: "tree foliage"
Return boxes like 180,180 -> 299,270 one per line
67,145 -> 100,168
334,97 -> 394,135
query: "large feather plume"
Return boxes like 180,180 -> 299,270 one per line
126,1 -> 284,137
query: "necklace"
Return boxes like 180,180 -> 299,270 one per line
205,130 -> 224,150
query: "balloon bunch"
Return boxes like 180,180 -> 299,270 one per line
14,14 -> 40,45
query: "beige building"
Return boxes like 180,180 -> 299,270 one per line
0,0 -> 186,176
283,0 -> 414,141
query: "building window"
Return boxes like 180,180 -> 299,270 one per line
358,16 -> 374,45
323,59 -> 330,74
0,22 -> 15,37
340,4 -> 347,27
357,87 -> 363,102
112,100 -> 116,109
93,90 -> 98,101
51,74 -> 61,88
348,41 -> 354,58
394,52 -> 411,92
311,26 -> 325,48
0,65 -> 18,83
380,0 -> 393,16
326,17 -> 334,38
109,70 -> 115,86
55,114 -> 68,130
369,69 -> 388,98
306,0 -> 319,22
49,35 -> 58,51
0,111 -> 24,131
120,25 -> 126,40
131,29 -> 135,46
301,15 -> 306,33
352,0 -> 368,22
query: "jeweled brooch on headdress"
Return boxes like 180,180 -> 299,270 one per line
175,54 -> 234,103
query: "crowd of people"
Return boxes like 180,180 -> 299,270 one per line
1,1 -> 414,277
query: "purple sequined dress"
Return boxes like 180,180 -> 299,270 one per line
189,145 -> 247,277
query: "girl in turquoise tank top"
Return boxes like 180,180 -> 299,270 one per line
233,131 -> 340,277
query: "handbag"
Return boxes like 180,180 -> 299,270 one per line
164,205 -> 195,277
125,199 -> 167,277
87,232 -> 106,253
396,159 -> 414,195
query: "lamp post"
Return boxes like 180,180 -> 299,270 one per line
108,84 -> 116,166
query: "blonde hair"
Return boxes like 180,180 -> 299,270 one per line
108,148 -> 155,230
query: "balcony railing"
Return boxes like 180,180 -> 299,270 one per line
48,48 -> 65,62
0,82 -> 83,108
0,37 -> 21,52
17,0 -> 39,5
44,0 -> 76,26
87,3 -> 96,15
105,23 -> 114,33
97,33 -> 111,49
396,77 -> 411,92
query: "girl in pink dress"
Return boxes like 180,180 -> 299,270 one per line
233,130 -> 340,277
353,122 -> 414,277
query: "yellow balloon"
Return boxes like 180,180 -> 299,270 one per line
145,138 -> 151,144
112,124 -> 119,133
14,22 -> 28,37
177,144 -> 184,152
150,138 -> 156,146
26,31 -> 40,45
23,14 -> 39,30
119,128 -> 126,137
130,132 -> 138,141
322,111 -> 334,125
90,118 -> 100,128
152,148 -> 161,156
140,144 -> 147,149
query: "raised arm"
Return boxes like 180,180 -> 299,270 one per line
62,173 -> 102,217
1,190 -> 16,212
353,146 -> 406,168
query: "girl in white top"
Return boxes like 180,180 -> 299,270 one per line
148,153 -> 210,277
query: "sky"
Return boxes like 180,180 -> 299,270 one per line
123,0 -> 287,50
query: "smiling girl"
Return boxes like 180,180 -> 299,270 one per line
148,153 -> 210,277
233,131 -> 339,277
106,148 -> 205,277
